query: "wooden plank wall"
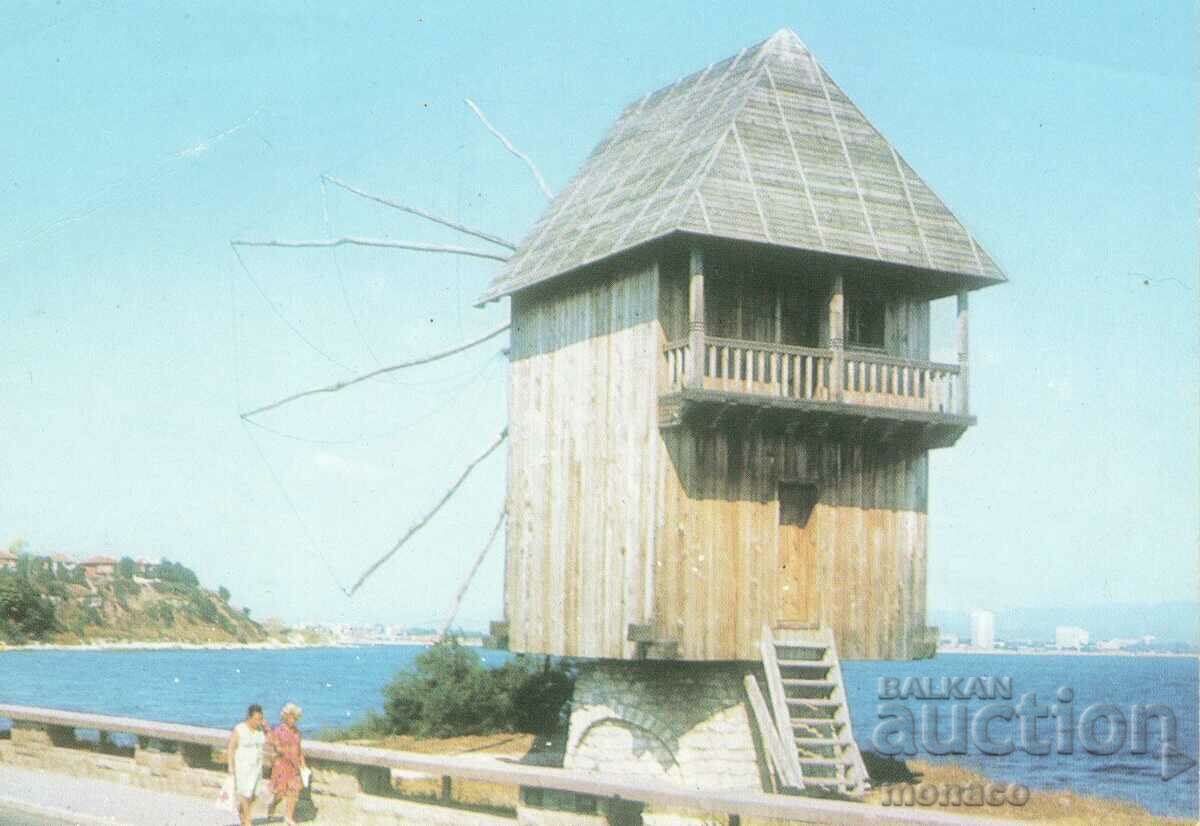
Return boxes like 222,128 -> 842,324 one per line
506,263 -> 660,659
506,246 -> 936,662
655,427 -> 929,661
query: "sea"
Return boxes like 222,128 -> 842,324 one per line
0,646 -> 1195,819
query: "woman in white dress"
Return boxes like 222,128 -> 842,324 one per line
226,704 -> 267,826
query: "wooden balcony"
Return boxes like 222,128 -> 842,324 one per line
660,337 -> 973,447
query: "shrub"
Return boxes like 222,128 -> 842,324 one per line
0,574 -> 58,641
187,591 -> 220,625
31,558 -> 55,586
507,659 -> 575,735
112,578 -> 139,600
351,640 -> 576,740
152,560 -> 198,588
117,557 -> 136,579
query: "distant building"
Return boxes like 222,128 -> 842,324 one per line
970,610 -> 996,649
0,550 -> 17,572
1055,626 -> 1089,650
939,632 -> 960,646
51,554 -> 77,569
1096,635 -> 1154,652
134,558 -> 161,576
80,556 -> 117,581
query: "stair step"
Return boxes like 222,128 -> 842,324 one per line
797,756 -> 849,767
785,698 -> 840,707
777,658 -> 833,669
793,736 -> 848,747
791,717 -> 844,727
799,776 -> 853,788
772,643 -> 830,653
782,679 -> 836,689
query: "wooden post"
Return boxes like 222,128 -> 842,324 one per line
774,285 -> 783,344
688,246 -> 706,389
775,285 -> 784,395
828,275 -> 844,401
956,288 -> 969,415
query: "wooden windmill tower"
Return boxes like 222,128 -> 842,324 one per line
481,29 -> 1005,801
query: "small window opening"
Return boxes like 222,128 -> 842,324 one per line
779,482 -> 818,528
846,297 -> 885,350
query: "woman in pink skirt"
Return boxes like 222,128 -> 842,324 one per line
267,703 -> 307,825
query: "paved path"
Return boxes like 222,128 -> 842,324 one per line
0,766 -> 299,826
0,801 -> 82,826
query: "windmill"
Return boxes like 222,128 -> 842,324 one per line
236,28 -> 1007,809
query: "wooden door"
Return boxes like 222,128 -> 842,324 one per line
778,483 -> 820,627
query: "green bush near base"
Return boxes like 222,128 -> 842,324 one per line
324,639 -> 574,740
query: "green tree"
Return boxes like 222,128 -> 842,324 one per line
217,586 -> 231,602
382,640 -> 502,737
116,557 -> 136,579
0,574 -> 58,641
187,591 -> 220,624
153,560 -> 198,588
152,602 -> 175,627
112,577 -> 139,603
374,640 -> 575,739
31,557 -> 54,586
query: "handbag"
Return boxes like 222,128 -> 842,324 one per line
294,784 -> 318,822
214,776 -> 236,813
300,766 -> 312,787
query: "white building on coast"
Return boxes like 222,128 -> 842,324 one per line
970,610 -> 996,649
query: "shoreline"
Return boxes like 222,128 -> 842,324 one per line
0,638 -> 465,653
1,640 -> 1189,657
937,647 -> 1197,659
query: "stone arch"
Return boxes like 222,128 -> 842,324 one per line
567,704 -> 683,781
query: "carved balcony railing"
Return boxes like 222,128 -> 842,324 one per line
664,337 -> 963,416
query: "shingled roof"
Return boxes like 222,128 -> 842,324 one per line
481,29 -> 1006,302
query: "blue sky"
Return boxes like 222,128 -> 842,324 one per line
1,1 -> 1195,632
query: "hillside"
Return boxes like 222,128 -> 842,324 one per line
0,555 -> 271,645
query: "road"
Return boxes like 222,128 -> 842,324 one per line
0,803 -> 80,826
0,765 -> 253,826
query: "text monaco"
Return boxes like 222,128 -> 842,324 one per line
880,782 -> 1029,808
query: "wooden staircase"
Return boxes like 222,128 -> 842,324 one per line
746,626 -> 869,797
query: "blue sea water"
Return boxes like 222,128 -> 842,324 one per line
0,646 -> 1195,818
842,654 -> 1198,819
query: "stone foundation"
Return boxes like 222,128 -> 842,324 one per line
564,661 -> 766,799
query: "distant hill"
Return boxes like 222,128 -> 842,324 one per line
932,602 -> 1199,645
0,554 -> 274,645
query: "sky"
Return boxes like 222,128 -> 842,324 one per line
1,1 -> 1195,634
